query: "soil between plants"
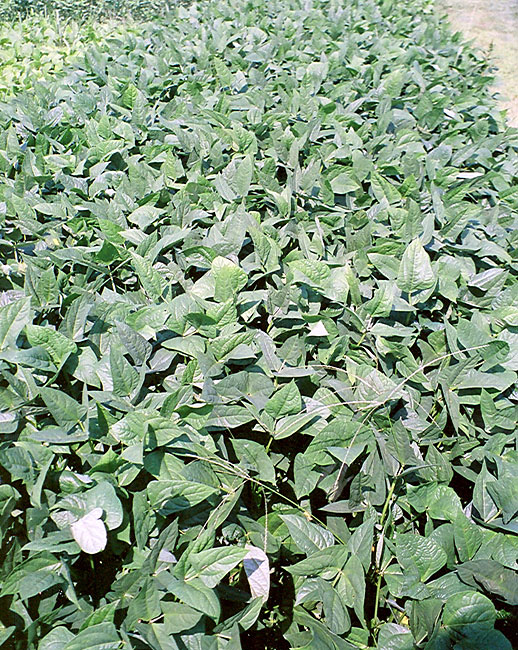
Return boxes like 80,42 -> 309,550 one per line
440,0 -> 518,126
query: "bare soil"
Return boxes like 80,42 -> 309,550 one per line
439,0 -> 518,126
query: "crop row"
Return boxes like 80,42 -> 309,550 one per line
0,1 -> 517,648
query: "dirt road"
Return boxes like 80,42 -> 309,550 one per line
440,0 -> 518,126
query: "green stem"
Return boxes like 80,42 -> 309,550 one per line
372,573 -> 383,631
371,475 -> 398,634
380,477 -> 397,530
181,450 -> 347,545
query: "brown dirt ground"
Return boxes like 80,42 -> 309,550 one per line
439,0 -> 518,126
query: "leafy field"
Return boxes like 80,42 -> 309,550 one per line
0,0 -> 518,648
0,0 -> 172,22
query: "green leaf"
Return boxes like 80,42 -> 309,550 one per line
321,581 -> 351,634
63,623 -> 121,650
26,325 -> 77,365
473,466 -> 499,522
330,172 -> 360,194
377,623 -> 414,650
85,481 -> 123,530
454,514 -> 483,562
127,577 -> 162,625
487,477 -> 518,524
212,256 -> 247,302
280,514 -> 335,555
0,297 -> 31,349
39,627 -> 75,650
79,602 -> 118,631
265,381 -> 302,420
157,575 -> 221,621
161,602 -> 203,633
274,412 -> 317,440
40,387 -> 85,429
289,259 -> 331,288
287,546 -> 349,577
233,155 -> 253,197
395,532 -> 447,581
122,83 -> 138,108
132,490 -> 153,550
457,560 -> 518,606
0,447 -> 34,484
130,252 -> 166,300
186,545 -> 249,588
147,479 -> 218,514
116,321 -> 152,366
110,346 -> 140,397
148,520 -> 179,573
397,238 -> 435,293
232,439 -> 276,483
443,590 -> 496,629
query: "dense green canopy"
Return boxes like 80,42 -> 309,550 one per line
0,0 -> 517,648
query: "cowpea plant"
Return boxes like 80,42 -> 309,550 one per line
0,0 -> 174,22
0,0 -> 517,648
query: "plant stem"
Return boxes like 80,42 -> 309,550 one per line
371,474 -> 399,635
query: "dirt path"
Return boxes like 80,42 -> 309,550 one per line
439,0 -> 518,127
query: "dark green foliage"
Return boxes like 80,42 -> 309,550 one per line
0,0 -> 517,648
0,0 -> 173,21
